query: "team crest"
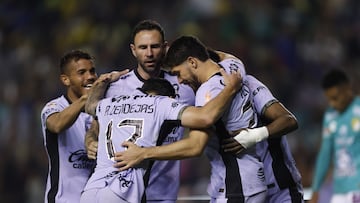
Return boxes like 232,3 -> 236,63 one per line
46,101 -> 57,108
171,102 -> 179,108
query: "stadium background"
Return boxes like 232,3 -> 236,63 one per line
1,0 -> 359,202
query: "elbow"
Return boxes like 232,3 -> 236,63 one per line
188,142 -> 206,157
47,124 -> 63,134
189,147 -> 204,157
288,115 -> 299,131
200,117 -> 216,129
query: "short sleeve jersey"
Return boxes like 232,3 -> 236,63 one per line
246,75 -> 303,196
83,89 -> 188,202
103,68 -> 195,200
41,95 -> 95,203
196,58 -> 266,199
312,96 -> 360,194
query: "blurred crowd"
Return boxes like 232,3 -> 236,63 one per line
1,0 -> 360,202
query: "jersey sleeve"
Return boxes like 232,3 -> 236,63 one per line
246,75 -> 278,116
40,99 -> 65,128
219,58 -> 246,79
155,96 -> 189,121
195,77 -> 223,107
311,110 -> 335,191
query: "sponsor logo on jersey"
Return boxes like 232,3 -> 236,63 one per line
68,149 -> 95,169
252,85 -> 266,97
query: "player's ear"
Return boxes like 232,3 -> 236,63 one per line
130,44 -> 136,58
163,41 -> 169,53
187,57 -> 197,69
60,74 -> 70,86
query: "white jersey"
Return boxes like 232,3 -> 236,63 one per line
246,75 -> 303,202
41,95 -> 95,203
197,58 -> 266,200
105,68 -> 195,201
83,89 -> 188,202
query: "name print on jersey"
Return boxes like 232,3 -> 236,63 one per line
104,94 -> 158,116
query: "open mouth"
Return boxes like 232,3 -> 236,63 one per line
84,84 -> 93,89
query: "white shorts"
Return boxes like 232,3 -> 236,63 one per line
80,187 -> 129,203
331,191 -> 360,203
210,190 -> 267,203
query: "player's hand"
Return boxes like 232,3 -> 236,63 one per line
219,68 -> 243,92
94,69 -> 129,86
108,69 -> 129,83
86,140 -> 98,160
222,137 -> 245,155
113,141 -> 145,171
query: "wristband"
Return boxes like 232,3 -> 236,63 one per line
233,126 -> 269,148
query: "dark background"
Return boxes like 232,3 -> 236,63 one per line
1,0 -> 360,202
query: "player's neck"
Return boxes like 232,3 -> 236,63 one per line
66,90 -> 80,103
199,60 -> 221,84
136,66 -> 161,80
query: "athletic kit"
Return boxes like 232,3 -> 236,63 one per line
104,69 -> 195,201
41,95 -> 95,203
246,75 -> 304,203
82,89 -> 188,202
198,58 -> 267,202
312,96 -> 360,202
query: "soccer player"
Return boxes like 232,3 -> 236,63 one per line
84,19 -> 197,202
115,36 -> 269,203
209,49 -> 304,203
310,69 -> 360,203
40,50 -> 97,203
81,73 -> 241,202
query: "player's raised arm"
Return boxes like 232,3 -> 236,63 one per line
85,69 -> 129,116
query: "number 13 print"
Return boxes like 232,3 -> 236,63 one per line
105,119 -> 144,160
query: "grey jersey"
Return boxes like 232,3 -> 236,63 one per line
41,95 -> 95,203
197,59 -> 266,200
104,69 -> 195,201
246,75 -> 303,200
83,89 -> 188,202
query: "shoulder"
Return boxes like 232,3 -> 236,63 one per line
41,96 -> 67,122
163,71 -> 177,82
219,58 -> 246,77
112,70 -> 137,83
42,96 -> 67,110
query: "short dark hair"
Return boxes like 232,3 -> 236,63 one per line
321,69 -> 349,90
60,50 -> 95,74
164,36 -> 209,68
139,78 -> 175,97
131,19 -> 165,44
207,47 -> 221,63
